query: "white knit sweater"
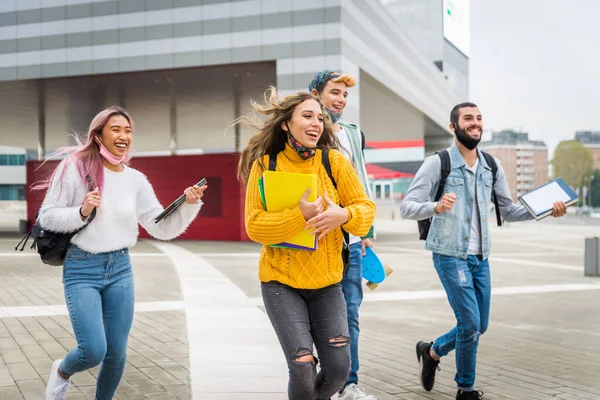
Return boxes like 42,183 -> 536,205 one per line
38,161 -> 202,253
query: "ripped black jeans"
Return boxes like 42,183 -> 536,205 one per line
262,281 -> 351,400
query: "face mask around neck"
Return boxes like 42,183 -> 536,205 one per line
96,140 -> 127,165
285,122 -> 316,160
325,106 -> 342,124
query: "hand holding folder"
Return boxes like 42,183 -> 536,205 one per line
155,178 -> 207,223
259,170 -> 318,250
518,177 -> 577,220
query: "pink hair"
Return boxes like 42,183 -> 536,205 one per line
32,106 -> 134,196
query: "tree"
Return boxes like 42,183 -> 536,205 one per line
551,140 -> 593,200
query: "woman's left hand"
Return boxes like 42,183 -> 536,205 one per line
184,185 -> 207,204
305,194 -> 349,240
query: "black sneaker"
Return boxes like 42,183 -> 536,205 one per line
456,389 -> 484,399
416,340 -> 440,391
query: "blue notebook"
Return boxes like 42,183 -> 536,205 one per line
518,178 -> 579,220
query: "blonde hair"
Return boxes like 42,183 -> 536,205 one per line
330,73 -> 356,88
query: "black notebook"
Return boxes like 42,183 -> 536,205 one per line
154,178 -> 207,223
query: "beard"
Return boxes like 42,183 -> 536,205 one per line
455,124 -> 482,150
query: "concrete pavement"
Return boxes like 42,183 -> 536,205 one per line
0,217 -> 599,399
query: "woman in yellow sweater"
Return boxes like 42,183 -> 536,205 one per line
237,87 -> 376,400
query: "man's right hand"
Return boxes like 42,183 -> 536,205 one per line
81,187 -> 101,217
298,188 -> 323,221
435,192 -> 456,214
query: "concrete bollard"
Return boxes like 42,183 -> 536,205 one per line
18,219 -> 28,235
584,237 -> 600,277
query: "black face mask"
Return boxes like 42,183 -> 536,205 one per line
453,123 -> 481,150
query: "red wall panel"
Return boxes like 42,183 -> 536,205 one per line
26,153 -> 249,242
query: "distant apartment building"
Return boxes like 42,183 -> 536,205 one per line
479,130 -> 548,199
575,131 -> 600,169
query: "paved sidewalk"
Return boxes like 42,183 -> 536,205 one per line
0,218 -> 599,399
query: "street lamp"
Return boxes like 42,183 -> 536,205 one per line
590,174 -> 595,209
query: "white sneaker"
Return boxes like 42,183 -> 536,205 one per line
45,359 -> 72,400
338,383 -> 378,400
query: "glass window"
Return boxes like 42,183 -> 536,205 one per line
18,155 -> 25,165
17,185 -> 25,200
0,185 -> 25,200
0,155 -> 7,165
8,154 -> 19,165
0,185 -> 9,200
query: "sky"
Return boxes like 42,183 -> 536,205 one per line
469,0 -> 600,158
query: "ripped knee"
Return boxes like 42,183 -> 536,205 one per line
328,335 -> 350,348
467,331 -> 481,342
292,348 -> 316,365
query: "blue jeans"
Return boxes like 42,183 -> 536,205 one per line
340,242 -> 364,388
431,253 -> 490,392
60,245 -> 135,400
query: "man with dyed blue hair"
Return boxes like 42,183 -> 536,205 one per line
309,70 -> 377,400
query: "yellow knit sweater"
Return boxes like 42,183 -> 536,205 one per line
245,145 -> 376,289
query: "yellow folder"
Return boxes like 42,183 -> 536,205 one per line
262,170 -> 318,250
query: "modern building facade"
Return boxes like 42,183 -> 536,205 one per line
480,130 -> 548,200
380,0 -> 469,100
0,0 -> 465,238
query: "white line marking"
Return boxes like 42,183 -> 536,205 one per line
491,252 -> 581,256
362,283 -> 600,303
492,238 -> 578,252
0,301 -> 184,319
375,246 -> 428,254
354,249 -> 583,272
149,241 -> 287,397
247,282 -> 600,305
191,252 -> 583,272
489,257 -> 581,271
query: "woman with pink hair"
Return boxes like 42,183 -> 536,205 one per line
39,106 -> 207,400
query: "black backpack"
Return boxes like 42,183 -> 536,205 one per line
417,149 -> 502,241
15,175 -> 97,266
268,150 -> 351,274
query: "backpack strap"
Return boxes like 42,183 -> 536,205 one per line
321,149 -> 349,244
360,130 -> 366,151
481,151 -> 498,187
434,149 -> 451,202
481,151 -> 502,227
321,149 -> 336,189
268,154 -> 277,171
16,174 -> 97,252
62,174 -> 97,231
83,175 -> 97,224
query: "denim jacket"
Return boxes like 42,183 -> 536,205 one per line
400,142 -> 532,259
